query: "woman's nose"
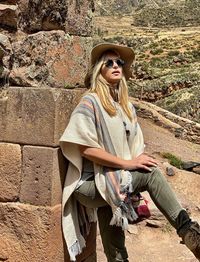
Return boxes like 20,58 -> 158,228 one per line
113,61 -> 119,68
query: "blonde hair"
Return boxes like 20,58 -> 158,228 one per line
86,52 -> 133,121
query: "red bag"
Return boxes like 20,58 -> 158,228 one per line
135,198 -> 151,219
130,193 -> 151,223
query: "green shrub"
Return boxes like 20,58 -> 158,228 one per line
161,152 -> 183,169
191,49 -> 200,59
167,50 -> 180,57
149,42 -> 159,49
150,48 -> 163,55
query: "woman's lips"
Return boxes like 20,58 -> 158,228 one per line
112,71 -> 120,75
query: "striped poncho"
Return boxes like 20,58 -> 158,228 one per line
59,93 -> 144,261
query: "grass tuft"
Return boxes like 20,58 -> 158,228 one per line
161,152 -> 184,169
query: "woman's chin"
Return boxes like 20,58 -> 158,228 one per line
108,78 -> 121,85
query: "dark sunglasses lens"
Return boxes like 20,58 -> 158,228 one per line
105,59 -> 113,68
116,59 -> 125,67
105,59 -> 125,68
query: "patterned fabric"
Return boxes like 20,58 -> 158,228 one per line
59,93 -> 144,261
75,95 -> 140,227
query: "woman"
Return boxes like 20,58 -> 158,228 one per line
60,42 -> 200,262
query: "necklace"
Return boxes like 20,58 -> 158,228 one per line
114,102 -> 130,139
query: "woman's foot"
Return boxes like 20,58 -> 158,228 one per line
176,210 -> 200,261
182,221 -> 200,261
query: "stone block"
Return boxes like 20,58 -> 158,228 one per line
20,146 -> 67,206
0,203 -> 64,262
0,143 -> 21,202
0,87 -> 85,146
9,32 -> 92,87
0,4 -> 17,29
18,0 -> 94,36
0,203 -> 96,262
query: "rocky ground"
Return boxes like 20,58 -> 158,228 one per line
96,116 -> 200,262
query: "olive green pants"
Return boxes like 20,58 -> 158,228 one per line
74,168 -> 183,262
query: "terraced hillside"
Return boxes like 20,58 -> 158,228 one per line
93,1 -> 200,123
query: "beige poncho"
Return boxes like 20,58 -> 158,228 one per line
59,93 -> 144,261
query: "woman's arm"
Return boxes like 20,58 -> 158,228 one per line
79,145 -> 158,171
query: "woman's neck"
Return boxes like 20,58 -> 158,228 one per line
109,84 -> 119,102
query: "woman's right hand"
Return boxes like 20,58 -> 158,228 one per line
123,153 -> 159,172
79,146 -> 158,172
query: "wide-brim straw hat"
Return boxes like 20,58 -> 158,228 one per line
84,42 -> 135,88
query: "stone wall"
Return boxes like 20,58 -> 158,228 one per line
0,1 -> 96,261
130,97 -> 200,145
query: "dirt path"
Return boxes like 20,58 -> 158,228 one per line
96,117 -> 200,262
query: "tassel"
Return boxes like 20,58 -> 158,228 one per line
68,240 -> 83,261
109,207 -> 130,230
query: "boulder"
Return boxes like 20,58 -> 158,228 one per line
9,31 -> 92,87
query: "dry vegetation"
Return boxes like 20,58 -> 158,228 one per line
93,1 -> 200,123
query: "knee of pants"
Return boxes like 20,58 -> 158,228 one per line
147,167 -> 165,182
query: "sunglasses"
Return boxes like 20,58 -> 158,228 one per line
104,59 -> 125,68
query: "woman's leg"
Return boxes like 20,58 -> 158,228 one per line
131,167 -> 200,260
131,167 -> 182,227
98,205 -> 128,262
74,179 -> 128,262
74,178 -> 107,208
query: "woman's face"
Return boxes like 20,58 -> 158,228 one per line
100,51 -> 124,86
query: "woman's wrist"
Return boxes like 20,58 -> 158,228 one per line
120,159 -> 136,170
